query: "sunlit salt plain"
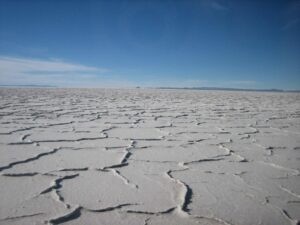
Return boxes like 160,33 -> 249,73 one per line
0,88 -> 299,225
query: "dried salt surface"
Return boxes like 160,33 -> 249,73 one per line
130,144 -> 227,162
6,148 -> 124,174
0,175 -> 58,220
0,88 -> 299,225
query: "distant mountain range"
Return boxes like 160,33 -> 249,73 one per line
0,84 -> 56,87
156,87 -> 300,92
0,85 -> 299,92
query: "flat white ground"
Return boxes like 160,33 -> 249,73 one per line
0,88 -> 299,225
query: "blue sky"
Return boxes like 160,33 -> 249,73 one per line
0,0 -> 299,89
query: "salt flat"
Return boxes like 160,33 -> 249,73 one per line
0,88 -> 299,225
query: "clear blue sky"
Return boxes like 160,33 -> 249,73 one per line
0,0 -> 299,89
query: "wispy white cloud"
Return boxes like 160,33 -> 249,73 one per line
0,56 -> 108,74
201,0 -> 229,12
282,1 -> 300,30
210,1 -> 228,11
282,18 -> 299,30
0,56 -> 112,86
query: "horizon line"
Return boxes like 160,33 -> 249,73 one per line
0,84 -> 299,93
